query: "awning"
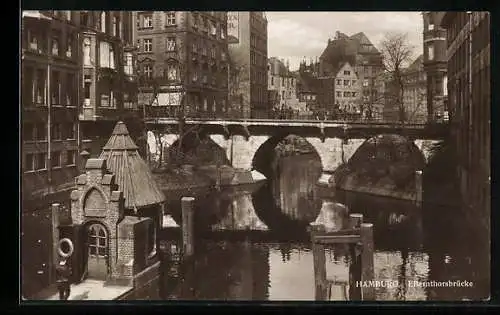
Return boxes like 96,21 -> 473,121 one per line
22,11 -> 52,20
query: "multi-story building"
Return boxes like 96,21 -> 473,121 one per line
296,59 -> 320,115
319,31 -> 384,119
21,10 -> 138,212
423,11 -> 448,121
402,55 -> 428,123
133,11 -> 229,120
227,12 -> 268,118
21,11 -> 81,211
267,57 -> 301,113
331,62 -> 362,117
78,11 -> 139,157
437,12 -> 490,240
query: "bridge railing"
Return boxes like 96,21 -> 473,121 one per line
144,106 -> 449,125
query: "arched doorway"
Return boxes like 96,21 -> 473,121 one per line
87,223 -> 108,280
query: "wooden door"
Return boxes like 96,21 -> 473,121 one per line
87,223 -> 108,280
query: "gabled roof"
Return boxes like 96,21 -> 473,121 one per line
99,121 -> 166,210
320,31 -> 381,68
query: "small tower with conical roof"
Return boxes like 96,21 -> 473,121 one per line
65,121 -> 165,295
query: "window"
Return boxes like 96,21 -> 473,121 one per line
429,23 -> 434,31
344,80 -> 350,86
99,41 -> 115,69
221,25 -> 226,39
27,30 -> 39,51
336,79 -> 342,85
363,79 -> 369,87
192,42 -> 198,53
83,37 -> 91,66
66,123 -> 75,139
352,80 -> 357,86
25,154 -> 35,172
88,224 -> 107,257
344,70 -> 351,75
211,45 -> 216,58
166,12 -> 176,26
84,75 -> 91,101
66,150 -> 76,166
36,123 -> 46,140
271,77 -> 274,85
428,44 -> 434,61
51,151 -> 61,168
167,63 -> 178,81
112,16 -> 117,36
23,123 -> 35,141
141,14 -> 153,28
65,32 -> 73,58
144,38 -> 153,52
51,71 -> 61,105
52,33 -> 60,56
80,12 -> 89,27
100,12 -> 106,33
23,66 -> 34,106
144,65 -> 153,78
221,51 -> 226,61
35,69 -> 46,105
192,13 -> 198,28
352,92 -> 357,97
37,152 -> 47,170
124,52 -> 134,76
210,21 -> 217,36
336,91 -> 342,97
51,123 -> 62,140
343,91 -> 350,97
166,37 -> 176,51
192,70 -> 198,82
101,93 -> 110,107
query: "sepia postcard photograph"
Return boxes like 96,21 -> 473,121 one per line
20,10 -> 491,302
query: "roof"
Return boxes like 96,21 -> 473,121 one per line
408,54 -> 424,71
99,121 -> 166,210
320,31 -> 380,69
22,11 -> 52,20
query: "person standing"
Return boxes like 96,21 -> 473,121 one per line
55,259 -> 72,300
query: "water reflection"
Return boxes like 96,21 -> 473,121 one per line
161,152 -> 489,301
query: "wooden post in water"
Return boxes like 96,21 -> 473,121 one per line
310,224 -> 327,301
348,213 -> 363,300
360,223 -> 375,300
50,203 -> 61,283
181,197 -> 195,257
415,170 -> 423,208
349,213 -> 363,229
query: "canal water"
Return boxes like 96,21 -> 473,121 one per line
160,153 -> 490,301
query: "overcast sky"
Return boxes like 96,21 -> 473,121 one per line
266,12 -> 423,70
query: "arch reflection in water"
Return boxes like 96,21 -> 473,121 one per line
211,193 -> 268,231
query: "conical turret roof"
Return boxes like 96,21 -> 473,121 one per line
99,121 -> 166,210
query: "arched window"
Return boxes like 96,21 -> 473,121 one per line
88,223 -> 107,257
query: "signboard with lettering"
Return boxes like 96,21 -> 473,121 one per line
227,12 -> 239,44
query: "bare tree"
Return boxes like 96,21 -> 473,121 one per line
379,32 -> 416,124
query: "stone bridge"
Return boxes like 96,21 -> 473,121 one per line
146,118 -> 449,180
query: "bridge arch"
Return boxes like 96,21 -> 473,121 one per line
251,134 -> 323,178
333,134 -> 427,189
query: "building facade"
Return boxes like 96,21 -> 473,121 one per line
21,10 -> 138,211
79,11 -> 140,157
332,62 -> 362,118
267,58 -> 302,114
402,55 -> 428,123
21,11 -> 81,211
133,11 -> 229,120
438,12 -> 490,240
423,11 -> 448,121
227,12 -> 268,118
